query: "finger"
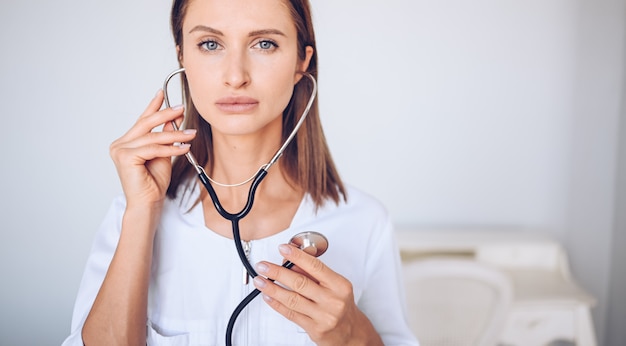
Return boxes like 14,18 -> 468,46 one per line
255,261 -> 323,300
117,129 -> 196,151
253,275 -> 317,312
124,105 -> 185,140
139,89 -> 164,118
113,142 -> 191,166
253,276 -> 317,329
254,276 -> 344,341
138,105 -> 185,132
163,113 -> 185,132
111,128 -> 195,164
278,244 -> 337,286
286,264 -> 319,284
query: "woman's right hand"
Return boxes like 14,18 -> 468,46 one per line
109,90 -> 196,209
83,90 -> 195,345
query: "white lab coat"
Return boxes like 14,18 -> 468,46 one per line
63,183 -> 419,345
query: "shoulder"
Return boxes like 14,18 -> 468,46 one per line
344,185 -> 386,208
165,179 -> 201,210
338,184 -> 389,220
308,184 -> 391,235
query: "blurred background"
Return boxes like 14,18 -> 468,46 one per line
0,0 -> 624,344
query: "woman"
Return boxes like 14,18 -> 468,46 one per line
63,0 -> 418,344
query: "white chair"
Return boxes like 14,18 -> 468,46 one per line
403,258 -> 513,346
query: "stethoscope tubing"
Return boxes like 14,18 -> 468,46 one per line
224,260 -> 295,345
162,68 -> 318,345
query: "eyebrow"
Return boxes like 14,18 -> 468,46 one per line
188,25 -> 286,37
189,25 -> 223,35
248,29 -> 286,37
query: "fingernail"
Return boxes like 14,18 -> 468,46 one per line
155,89 -> 162,98
255,262 -> 269,274
183,129 -> 197,135
253,276 -> 266,288
172,104 -> 184,111
279,244 -> 292,255
262,294 -> 272,302
175,143 -> 190,149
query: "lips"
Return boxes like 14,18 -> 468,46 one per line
215,96 -> 259,113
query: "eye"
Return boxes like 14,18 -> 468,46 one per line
199,40 -> 221,51
254,40 -> 278,51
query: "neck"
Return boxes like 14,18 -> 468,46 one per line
209,133 -> 281,186
204,119 -> 297,209
204,157 -> 300,216
197,112 -> 307,240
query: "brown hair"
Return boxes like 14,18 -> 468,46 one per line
166,0 -> 346,208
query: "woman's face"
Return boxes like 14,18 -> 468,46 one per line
180,0 -> 312,139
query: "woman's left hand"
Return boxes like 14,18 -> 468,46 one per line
253,244 -> 384,346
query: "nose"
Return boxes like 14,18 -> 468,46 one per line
222,48 -> 250,89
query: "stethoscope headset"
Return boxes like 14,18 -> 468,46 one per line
162,68 -> 329,345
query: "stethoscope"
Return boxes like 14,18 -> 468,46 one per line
162,68 -> 329,345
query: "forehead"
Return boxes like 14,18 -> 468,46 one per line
183,0 -> 294,34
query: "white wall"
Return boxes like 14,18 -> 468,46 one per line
0,0 -> 623,344
560,1 -> 625,343
606,27 -> 626,345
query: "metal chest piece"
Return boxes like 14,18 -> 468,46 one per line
289,231 -> 329,257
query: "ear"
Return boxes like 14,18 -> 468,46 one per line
294,46 -> 314,83
177,45 -> 184,65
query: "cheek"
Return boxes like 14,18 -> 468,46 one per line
266,76 -> 296,115
182,56 -> 217,108
185,71 -> 217,121
260,63 -> 299,108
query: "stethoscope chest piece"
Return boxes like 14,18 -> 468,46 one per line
289,231 -> 329,257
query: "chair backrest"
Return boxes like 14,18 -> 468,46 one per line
403,258 -> 512,346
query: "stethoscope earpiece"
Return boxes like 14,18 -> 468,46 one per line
289,231 -> 329,257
